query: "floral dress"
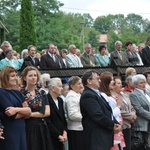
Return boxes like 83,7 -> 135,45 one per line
20,88 -> 54,150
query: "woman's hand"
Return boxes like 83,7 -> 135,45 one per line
5,107 -> 17,116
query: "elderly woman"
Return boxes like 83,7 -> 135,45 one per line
96,45 -> 110,67
46,78 -> 67,150
121,76 -> 136,150
65,76 -> 84,150
130,74 -> 150,150
0,49 -> 21,70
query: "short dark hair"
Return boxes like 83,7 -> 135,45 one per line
98,45 -> 106,52
125,41 -> 132,47
143,71 -> 150,78
82,69 -> 99,86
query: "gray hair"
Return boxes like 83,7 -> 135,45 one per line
84,43 -> 91,49
132,74 -> 146,86
47,78 -> 61,89
125,75 -> 133,84
68,45 -> 75,52
114,41 -> 122,46
21,49 -> 28,58
39,73 -> 50,87
1,41 -> 12,49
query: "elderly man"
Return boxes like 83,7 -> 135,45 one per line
80,43 -> 97,67
80,69 -> 121,150
110,41 -> 131,66
0,41 -> 12,60
66,45 -> 83,68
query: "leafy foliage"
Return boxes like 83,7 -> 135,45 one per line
20,0 -> 37,51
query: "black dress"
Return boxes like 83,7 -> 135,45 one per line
0,88 -> 27,150
20,89 -> 54,150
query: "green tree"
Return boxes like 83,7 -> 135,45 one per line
20,0 -> 37,50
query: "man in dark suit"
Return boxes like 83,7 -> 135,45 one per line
142,37 -> 150,65
46,78 -> 67,150
20,45 -> 40,70
40,44 -> 65,69
80,70 -> 121,150
110,41 -> 131,66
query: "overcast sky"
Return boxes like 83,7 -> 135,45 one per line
60,0 -> 150,20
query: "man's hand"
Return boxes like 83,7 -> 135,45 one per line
113,124 -> 122,134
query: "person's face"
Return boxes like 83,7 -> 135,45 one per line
136,79 -> 146,91
6,51 -> 13,60
8,72 -> 18,87
127,80 -> 133,88
71,79 -> 84,94
147,39 -> 150,46
23,53 -> 28,59
62,52 -> 67,58
147,74 -> 150,84
100,48 -> 106,55
130,70 -> 137,76
29,47 -> 36,57
113,79 -> 122,92
70,46 -> 76,54
109,77 -> 114,90
48,45 -> 55,54
24,70 -> 38,86
88,73 -> 100,89
53,81 -> 63,96
62,85 -> 69,97
115,43 -> 122,51
85,45 -> 91,54
127,44 -> 132,51
2,44 -> 10,51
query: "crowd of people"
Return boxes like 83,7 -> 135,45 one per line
0,37 -> 150,71
0,38 -> 150,150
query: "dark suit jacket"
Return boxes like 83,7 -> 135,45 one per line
110,50 -> 131,66
142,46 -> 150,65
0,52 -> 5,61
46,93 -> 67,150
80,87 -> 115,150
40,54 -> 65,69
20,56 -> 40,70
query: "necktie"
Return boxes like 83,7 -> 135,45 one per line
32,57 -> 35,65
52,54 -> 56,62
118,52 -> 122,60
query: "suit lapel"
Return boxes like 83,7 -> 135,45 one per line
47,94 -> 63,120
134,89 -> 150,110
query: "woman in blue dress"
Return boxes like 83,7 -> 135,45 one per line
0,66 -> 31,150
96,45 -> 110,67
20,66 -> 54,150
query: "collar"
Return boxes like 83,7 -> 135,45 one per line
124,85 -> 134,92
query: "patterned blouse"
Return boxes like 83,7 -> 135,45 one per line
20,89 -> 49,114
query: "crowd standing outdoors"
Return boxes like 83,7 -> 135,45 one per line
1,37 -> 150,150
